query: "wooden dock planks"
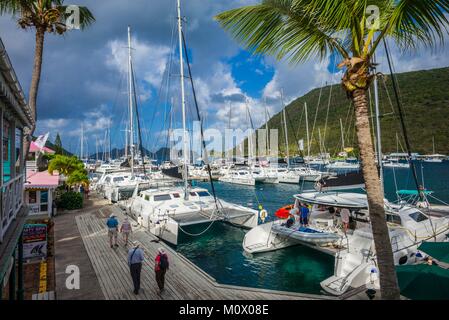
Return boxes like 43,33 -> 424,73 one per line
75,206 -> 333,301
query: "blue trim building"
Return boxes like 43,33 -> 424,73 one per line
0,37 -> 35,300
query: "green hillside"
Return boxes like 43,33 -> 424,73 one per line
265,67 -> 449,157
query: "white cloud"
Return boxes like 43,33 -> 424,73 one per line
105,36 -> 171,99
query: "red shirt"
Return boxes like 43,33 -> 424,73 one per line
155,253 -> 168,272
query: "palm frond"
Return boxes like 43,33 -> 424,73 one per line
215,0 -> 349,65
385,0 -> 449,50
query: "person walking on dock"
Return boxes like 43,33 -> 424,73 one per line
120,217 -> 132,246
128,241 -> 144,295
106,214 -> 119,248
155,247 -> 169,293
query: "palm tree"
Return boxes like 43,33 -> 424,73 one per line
66,168 -> 89,188
0,0 -> 95,152
215,0 -> 449,300
48,154 -> 83,176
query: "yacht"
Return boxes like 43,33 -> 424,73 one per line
219,168 -> 256,186
326,159 -> 360,171
94,172 -> 152,202
269,166 -> 323,184
243,191 -> 449,296
128,187 -> 259,244
382,159 -> 410,168
422,154 -> 446,163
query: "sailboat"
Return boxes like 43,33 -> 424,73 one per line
94,27 -> 171,202
128,0 -> 259,244
423,136 -> 446,163
275,98 -> 323,183
383,133 -> 410,168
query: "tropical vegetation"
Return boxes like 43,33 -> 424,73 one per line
215,0 -> 449,299
48,154 -> 89,188
58,191 -> 83,210
0,0 -> 95,154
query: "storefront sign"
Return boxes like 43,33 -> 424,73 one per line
29,204 -> 40,215
23,224 -> 48,260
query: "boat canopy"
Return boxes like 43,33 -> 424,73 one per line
418,242 -> 449,263
294,192 -> 368,209
397,190 -> 434,196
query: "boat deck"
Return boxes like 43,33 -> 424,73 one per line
169,208 -> 255,226
73,203 -> 333,300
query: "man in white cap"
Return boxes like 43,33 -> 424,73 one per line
120,217 -> 132,246
128,241 -> 144,295
154,247 -> 169,293
106,213 -> 119,248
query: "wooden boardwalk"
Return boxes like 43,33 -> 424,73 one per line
75,204 -> 334,300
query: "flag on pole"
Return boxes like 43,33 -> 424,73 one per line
34,133 -> 49,150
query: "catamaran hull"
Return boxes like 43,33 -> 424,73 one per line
243,221 -> 301,254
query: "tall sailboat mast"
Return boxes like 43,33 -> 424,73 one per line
177,0 -> 189,198
80,122 -> 84,160
432,136 -> 436,154
264,98 -> 269,157
373,53 -> 384,189
304,102 -> 310,159
127,26 -> 135,176
340,118 -> 345,152
281,90 -> 290,168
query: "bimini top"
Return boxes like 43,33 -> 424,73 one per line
294,192 -> 368,209
397,189 -> 434,196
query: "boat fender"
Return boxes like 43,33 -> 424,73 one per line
259,209 -> 268,223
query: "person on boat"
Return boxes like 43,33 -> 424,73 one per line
155,247 -> 169,294
299,203 -> 310,227
120,217 -> 132,246
106,214 -> 119,248
340,208 -> 351,234
128,241 -> 144,295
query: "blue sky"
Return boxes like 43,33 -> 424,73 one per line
0,0 -> 448,155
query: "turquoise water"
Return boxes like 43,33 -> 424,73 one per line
174,162 -> 449,295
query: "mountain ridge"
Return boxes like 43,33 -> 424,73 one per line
265,66 -> 449,156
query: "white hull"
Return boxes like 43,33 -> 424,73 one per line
219,176 -> 256,186
128,187 -> 259,245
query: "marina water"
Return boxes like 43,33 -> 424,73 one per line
172,162 -> 449,295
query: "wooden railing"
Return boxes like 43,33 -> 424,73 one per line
0,174 -> 24,243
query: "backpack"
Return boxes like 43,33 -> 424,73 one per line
159,254 -> 169,270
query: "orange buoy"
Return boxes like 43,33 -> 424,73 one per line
275,204 -> 294,219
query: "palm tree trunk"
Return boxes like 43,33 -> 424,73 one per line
352,88 -> 400,300
23,26 -> 45,157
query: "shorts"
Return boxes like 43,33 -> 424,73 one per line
108,228 -> 118,238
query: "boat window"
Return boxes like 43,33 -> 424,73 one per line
386,214 -> 402,225
172,193 -> 180,198
153,194 -> 171,202
145,195 -> 150,201
190,192 -> 197,196
197,191 -> 211,197
113,177 -> 125,182
408,211 -> 429,223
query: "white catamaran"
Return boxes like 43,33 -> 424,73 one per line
126,0 -> 260,244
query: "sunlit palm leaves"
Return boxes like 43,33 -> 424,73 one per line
215,0 -> 449,66
0,0 -> 95,33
